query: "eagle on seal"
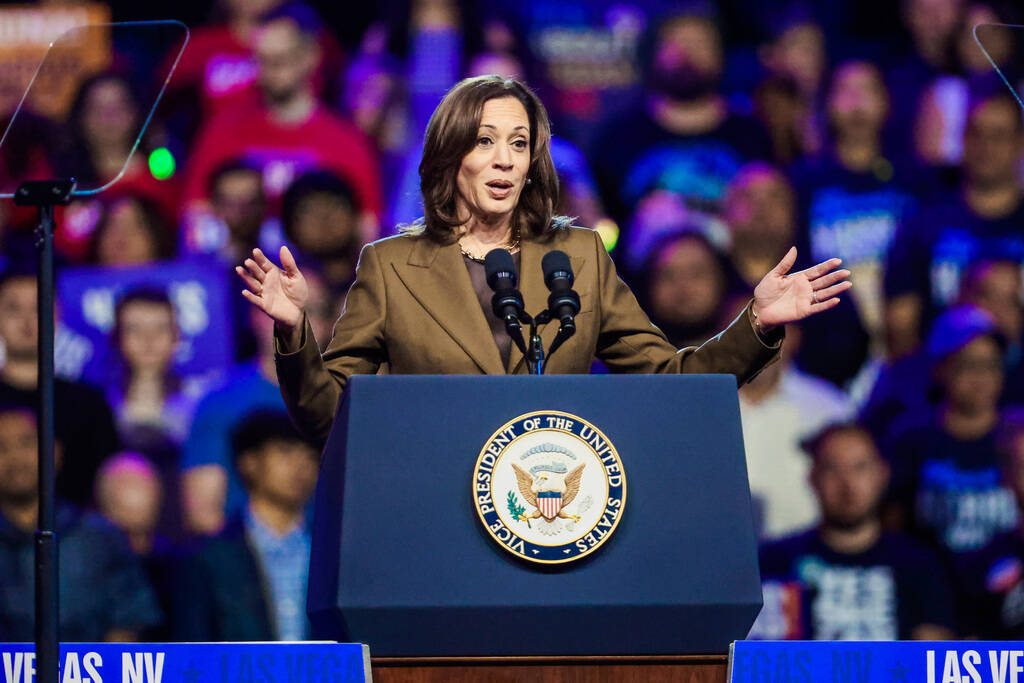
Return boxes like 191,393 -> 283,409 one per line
512,463 -> 585,522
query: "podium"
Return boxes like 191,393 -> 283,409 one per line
308,374 -> 759,677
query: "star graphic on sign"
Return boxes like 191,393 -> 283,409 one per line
888,659 -> 909,683
181,661 -> 204,683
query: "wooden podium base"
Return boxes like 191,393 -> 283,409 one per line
372,655 -> 728,682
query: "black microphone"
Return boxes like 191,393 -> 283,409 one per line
541,250 -> 581,333
484,249 -> 527,353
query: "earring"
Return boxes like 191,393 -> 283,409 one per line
526,178 -> 532,185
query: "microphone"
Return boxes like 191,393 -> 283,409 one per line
541,250 -> 580,333
484,249 -> 527,353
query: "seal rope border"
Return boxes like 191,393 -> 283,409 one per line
471,409 -> 628,565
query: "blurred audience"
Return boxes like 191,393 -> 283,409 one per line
739,325 -> 855,540
0,268 -> 119,506
952,411 -> 1024,638
640,230 -> 748,348
183,5 -> 381,247
884,306 -> 1019,557
281,170 -> 363,295
886,89 -> 1024,357
90,194 -> 175,267
753,10 -> 827,164
176,410 -> 318,641
589,7 -> 771,239
0,404 -> 161,641
751,422 -> 956,640
108,287 -> 199,445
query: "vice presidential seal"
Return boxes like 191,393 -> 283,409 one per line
472,410 -> 626,564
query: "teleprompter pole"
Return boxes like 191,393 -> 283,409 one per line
15,179 -> 76,683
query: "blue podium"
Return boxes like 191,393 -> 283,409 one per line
308,375 -> 761,656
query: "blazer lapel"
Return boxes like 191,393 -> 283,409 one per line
507,238 -> 586,374
392,238 -> 505,375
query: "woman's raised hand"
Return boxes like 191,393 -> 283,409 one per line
753,247 -> 852,328
236,246 -> 308,331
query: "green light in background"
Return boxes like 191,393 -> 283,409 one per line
594,218 -> 619,252
148,147 -> 176,180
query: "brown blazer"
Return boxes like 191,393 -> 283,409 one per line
275,226 -> 783,441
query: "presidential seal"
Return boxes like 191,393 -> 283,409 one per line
472,410 -> 626,564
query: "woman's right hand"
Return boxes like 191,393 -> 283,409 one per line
236,246 -> 308,333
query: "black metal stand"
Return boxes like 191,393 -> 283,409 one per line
14,179 -> 76,683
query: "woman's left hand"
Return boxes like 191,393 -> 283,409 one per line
753,247 -> 852,329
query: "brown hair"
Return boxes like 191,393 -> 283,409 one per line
402,75 -> 571,242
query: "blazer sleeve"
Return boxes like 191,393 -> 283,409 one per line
591,230 -> 783,384
275,242 -> 388,442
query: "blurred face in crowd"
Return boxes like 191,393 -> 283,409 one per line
940,336 -> 1004,413
904,0 -> 962,53
0,277 -> 38,361
212,169 -> 265,243
254,19 -> 318,105
95,455 -> 162,543
82,78 -> 137,152
96,198 -> 161,266
118,300 -> 177,375
827,62 -> 889,140
291,191 -> 357,255
456,97 -> 531,226
962,97 -> 1024,189
724,165 -> 795,245
0,410 -> 38,505
650,15 -> 723,100
811,428 -> 889,530
763,22 -> 826,96
239,438 -> 319,511
649,235 -> 725,327
961,261 -> 1023,342
225,0 -> 281,23
959,5 -> 1011,72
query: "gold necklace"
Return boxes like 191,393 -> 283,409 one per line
459,226 -> 521,262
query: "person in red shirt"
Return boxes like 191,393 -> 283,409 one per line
163,0 -> 344,131
182,6 -> 380,248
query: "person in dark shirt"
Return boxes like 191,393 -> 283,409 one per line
952,411 -> 1024,639
589,7 -> 772,246
0,404 -> 161,641
884,305 -> 1018,557
958,259 -> 1024,406
751,422 -> 955,640
175,410 -> 318,641
885,89 -> 1024,357
791,61 -> 930,386
0,269 -> 119,506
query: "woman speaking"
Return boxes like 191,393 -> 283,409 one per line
236,76 -> 851,442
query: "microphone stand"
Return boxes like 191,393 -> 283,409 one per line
14,178 -> 76,683
517,310 -> 576,376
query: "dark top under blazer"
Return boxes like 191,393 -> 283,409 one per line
275,226 -> 783,442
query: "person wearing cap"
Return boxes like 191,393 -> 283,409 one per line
883,304 -> 1019,559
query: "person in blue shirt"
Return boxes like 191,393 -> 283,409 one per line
175,410 -> 318,641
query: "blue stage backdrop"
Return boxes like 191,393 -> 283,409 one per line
56,260 -> 234,389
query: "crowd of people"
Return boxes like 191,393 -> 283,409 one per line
0,0 -> 1023,642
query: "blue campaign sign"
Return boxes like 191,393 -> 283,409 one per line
0,642 -> 369,683
731,641 -> 1024,683
57,260 -> 234,388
